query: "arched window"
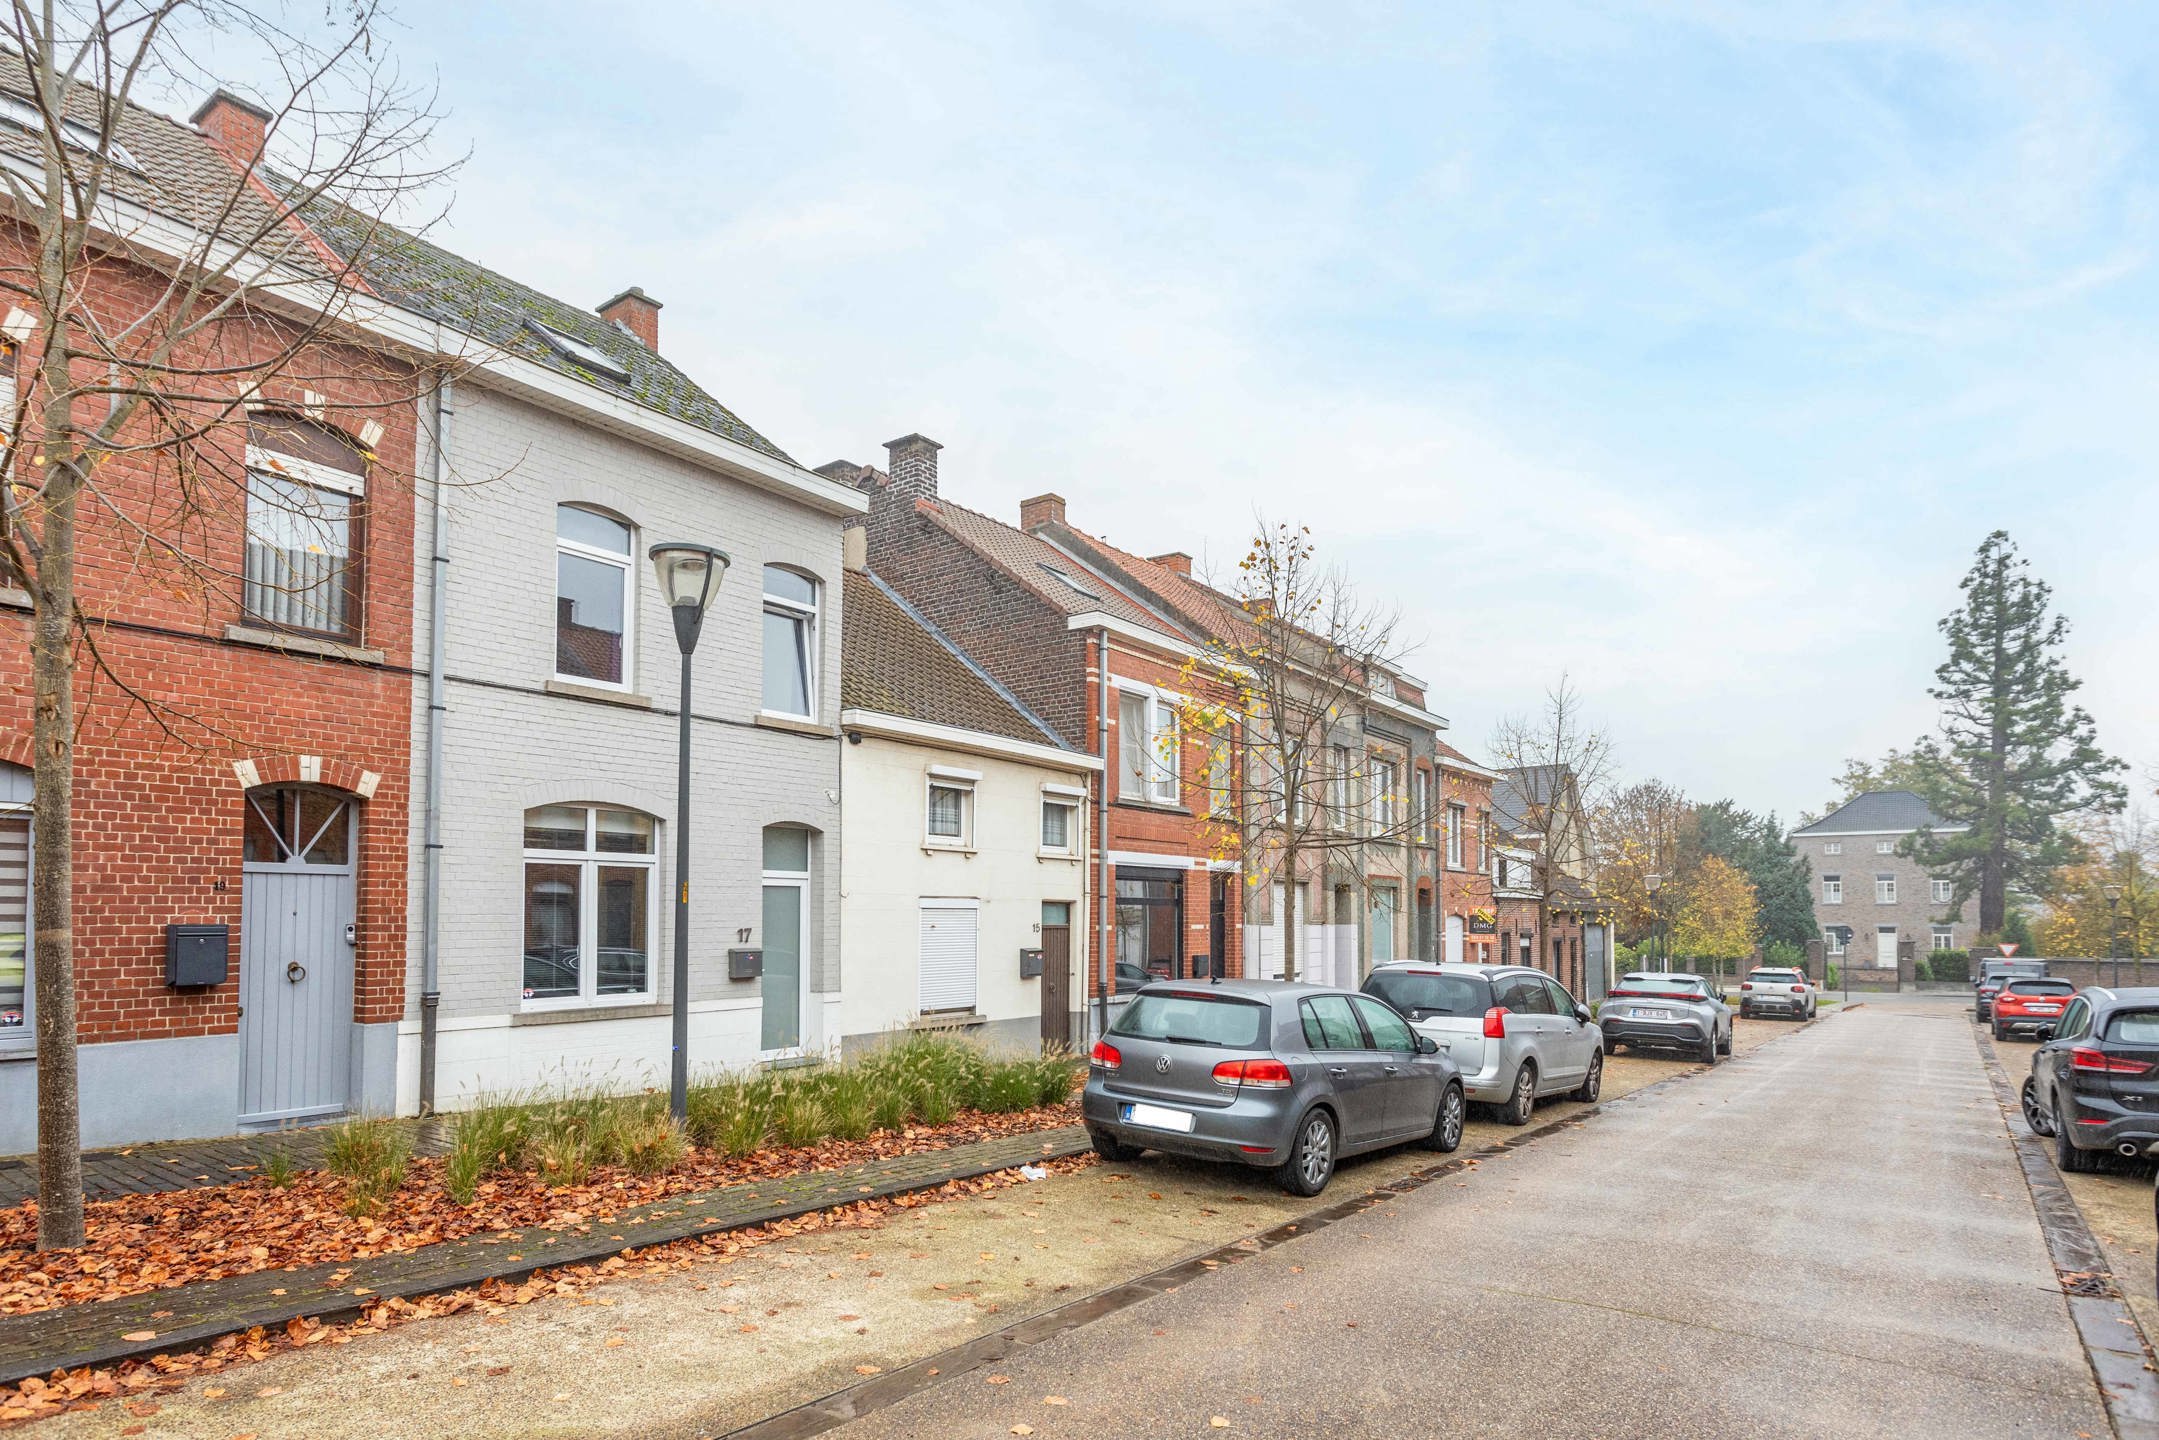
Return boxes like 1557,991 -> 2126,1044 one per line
0,762 -> 28,1039
761,566 -> 819,719
244,413 -> 366,637
522,804 -> 657,1005
555,506 -> 634,687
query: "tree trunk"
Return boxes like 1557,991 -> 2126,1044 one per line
1981,549 -> 2009,933
1280,836 -> 1299,984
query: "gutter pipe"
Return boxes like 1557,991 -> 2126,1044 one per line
417,355 -> 453,1115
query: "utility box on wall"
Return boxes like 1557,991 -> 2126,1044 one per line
165,924 -> 230,987
728,948 -> 764,981
1018,947 -> 1044,979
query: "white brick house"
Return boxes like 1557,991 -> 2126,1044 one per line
298,225 -> 870,1108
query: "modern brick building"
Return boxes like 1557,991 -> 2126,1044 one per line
1788,790 -> 1973,977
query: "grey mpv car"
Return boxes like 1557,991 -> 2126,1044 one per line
1362,962 -> 1604,1124
1082,978 -> 1465,1196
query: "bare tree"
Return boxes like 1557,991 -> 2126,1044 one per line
1172,521 -> 1425,984
0,0 -> 454,1248
1488,676 -> 1616,969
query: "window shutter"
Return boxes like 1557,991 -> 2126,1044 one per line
919,902 -> 978,1014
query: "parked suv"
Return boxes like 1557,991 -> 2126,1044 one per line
1976,960 -> 2047,1022
1991,978 -> 2076,1041
1738,967 -> 1816,1021
1362,962 -> 1603,1125
2021,986 -> 2159,1172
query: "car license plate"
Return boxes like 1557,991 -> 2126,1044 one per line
1121,1102 -> 1195,1134
1630,1008 -> 1672,1021
2031,1005 -> 2061,1014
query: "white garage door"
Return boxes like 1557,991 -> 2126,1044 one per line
920,900 -> 979,1015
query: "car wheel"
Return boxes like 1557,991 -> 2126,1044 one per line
1604,1037 -> 1623,1055
2021,1078 -> 2056,1137
1499,1064 -> 1536,1126
1718,1025 -> 1733,1056
1424,1083 -> 1466,1152
2055,1099 -> 2099,1174
1571,1051 -> 1603,1103
1276,1108 -> 1338,1196
1700,1030 -> 1718,1065
1089,1130 -> 1141,1164
1992,1019 -> 2006,1041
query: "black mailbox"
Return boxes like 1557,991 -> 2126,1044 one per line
1019,947 -> 1044,979
165,924 -> 230,987
728,947 -> 764,981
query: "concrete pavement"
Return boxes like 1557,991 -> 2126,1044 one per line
826,996 -> 2113,1439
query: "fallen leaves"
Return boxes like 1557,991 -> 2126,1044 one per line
854,1364 -> 881,1375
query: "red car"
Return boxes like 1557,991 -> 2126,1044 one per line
1992,978 -> 2077,1041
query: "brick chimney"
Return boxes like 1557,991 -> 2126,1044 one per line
884,434 -> 942,504
190,89 -> 272,170
1148,551 -> 1193,577
598,288 -> 661,350
1019,494 -> 1066,530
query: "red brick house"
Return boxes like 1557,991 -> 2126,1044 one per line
0,87 -> 420,1147
1434,741 -> 1499,966
835,439 -> 1243,1026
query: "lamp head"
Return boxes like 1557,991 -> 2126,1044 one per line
648,541 -> 730,653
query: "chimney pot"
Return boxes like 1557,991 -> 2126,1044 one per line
190,89 -> 273,170
1148,551 -> 1194,577
1019,493 -> 1067,531
598,287 -> 662,350
884,433 -> 942,503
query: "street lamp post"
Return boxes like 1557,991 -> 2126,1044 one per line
2105,883 -> 2125,990
1644,873 -> 1664,972
650,541 -> 730,1124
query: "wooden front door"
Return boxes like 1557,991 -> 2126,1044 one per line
1040,901 -> 1072,1049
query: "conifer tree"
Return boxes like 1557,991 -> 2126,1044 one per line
1910,532 -> 2126,931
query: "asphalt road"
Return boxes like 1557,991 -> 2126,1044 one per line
830,997 -> 2111,1439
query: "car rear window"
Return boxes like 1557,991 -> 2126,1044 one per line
2004,980 -> 2074,996
1109,992 -> 1267,1049
1363,970 -> 1492,1019
1617,976 -> 1705,997
1747,970 -> 1801,983
2109,1011 -> 2159,1045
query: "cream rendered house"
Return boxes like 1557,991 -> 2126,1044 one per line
836,559 -> 1097,1054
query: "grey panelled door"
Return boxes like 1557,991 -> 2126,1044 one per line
239,787 -> 356,1123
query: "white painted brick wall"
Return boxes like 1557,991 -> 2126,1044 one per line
405,382 -> 847,1073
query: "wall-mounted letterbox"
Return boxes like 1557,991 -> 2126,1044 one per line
728,947 -> 764,981
165,924 -> 230,987
1019,947 -> 1044,980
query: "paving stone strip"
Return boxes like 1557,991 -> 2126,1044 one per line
0,1126 -> 1089,1386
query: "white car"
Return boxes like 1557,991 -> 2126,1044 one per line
1363,962 -> 1604,1125
1738,966 -> 1818,1021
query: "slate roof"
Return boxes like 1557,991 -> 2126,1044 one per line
1790,790 -> 1965,837
1493,764 -> 1568,834
0,59 -> 792,464
840,571 -> 1071,750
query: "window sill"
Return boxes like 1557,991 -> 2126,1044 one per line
545,677 -> 654,709
1037,850 -> 1081,863
0,586 -> 27,612
513,999 -> 664,1025
1112,799 -> 1190,816
755,712 -> 834,739
0,1045 -> 33,1064
224,623 -> 384,666
909,1010 -> 986,1032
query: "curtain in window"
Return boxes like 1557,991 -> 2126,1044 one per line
1118,692 -> 1147,799
245,472 -> 351,633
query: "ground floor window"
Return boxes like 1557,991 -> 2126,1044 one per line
919,898 -> 979,1014
522,804 -> 657,1005
1825,925 -> 1851,956
0,763 -> 29,1036
1931,926 -> 1954,951
1117,868 -> 1188,980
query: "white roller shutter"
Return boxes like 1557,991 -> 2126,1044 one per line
919,900 -> 979,1014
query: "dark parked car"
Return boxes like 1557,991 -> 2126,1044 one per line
2021,986 -> 2159,1172
1991,978 -> 2076,1041
1082,979 -> 1465,1196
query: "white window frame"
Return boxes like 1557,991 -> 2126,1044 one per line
1822,875 -> 1843,905
520,805 -> 660,1010
1372,757 -> 1399,834
553,504 -> 636,692
1039,783 -> 1084,858
761,566 -> 821,721
759,840 -> 813,1061
1822,841 -> 1841,856
924,766 -> 978,851
1447,803 -> 1467,869
1414,769 -> 1433,844
1931,877 -> 1952,905
0,773 -> 31,1053
243,442 -> 365,638
1931,926 -> 1955,951
1329,744 -> 1353,832
1114,680 -> 1180,806
1825,926 -> 1849,956
1876,840 -> 1896,854
1875,874 -> 1897,905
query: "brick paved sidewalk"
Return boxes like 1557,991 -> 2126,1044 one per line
0,1120 -> 457,1208
0,1124 -> 1088,1385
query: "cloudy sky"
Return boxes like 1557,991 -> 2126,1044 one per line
205,1 -> 2159,826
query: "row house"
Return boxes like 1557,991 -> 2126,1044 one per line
1492,764 -> 1614,1000
1434,741 -> 1500,965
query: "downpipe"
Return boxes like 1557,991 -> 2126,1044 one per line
417,364 -> 454,1116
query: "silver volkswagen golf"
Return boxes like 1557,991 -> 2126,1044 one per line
1081,978 -> 1465,1196
1361,962 -> 1605,1124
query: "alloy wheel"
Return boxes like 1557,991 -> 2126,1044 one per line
2021,1078 -> 2055,1137
1299,1113 -> 1334,1188
1441,1087 -> 1465,1147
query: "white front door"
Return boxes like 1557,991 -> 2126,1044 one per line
1445,914 -> 1465,965
1876,926 -> 1898,970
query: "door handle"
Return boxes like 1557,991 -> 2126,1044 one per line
286,960 -> 307,983
1383,1065 -> 1401,1074
1327,1066 -> 1348,1077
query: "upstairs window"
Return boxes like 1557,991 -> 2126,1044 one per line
1447,803 -> 1467,868
1822,874 -> 1843,905
1116,688 -> 1179,805
244,414 -> 365,637
1041,790 -> 1082,856
555,506 -> 633,686
1822,841 -> 1842,855
762,566 -> 819,718
925,773 -> 975,849
1875,874 -> 1897,904
1931,877 -> 1953,905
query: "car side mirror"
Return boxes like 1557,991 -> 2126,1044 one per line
1417,1034 -> 1440,1055
1574,1005 -> 1592,1024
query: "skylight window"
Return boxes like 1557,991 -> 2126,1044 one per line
1040,564 -> 1099,599
526,320 -> 630,384
0,91 -> 140,172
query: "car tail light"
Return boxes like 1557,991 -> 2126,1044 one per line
1791,985 -> 1806,994
1483,1006 -> 1507,1039
1213,1058 -> 1294,1089
2070,1047 -> 2151,1075
1741,983 -> 1753,992
1089,1040 -> 1122,1071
